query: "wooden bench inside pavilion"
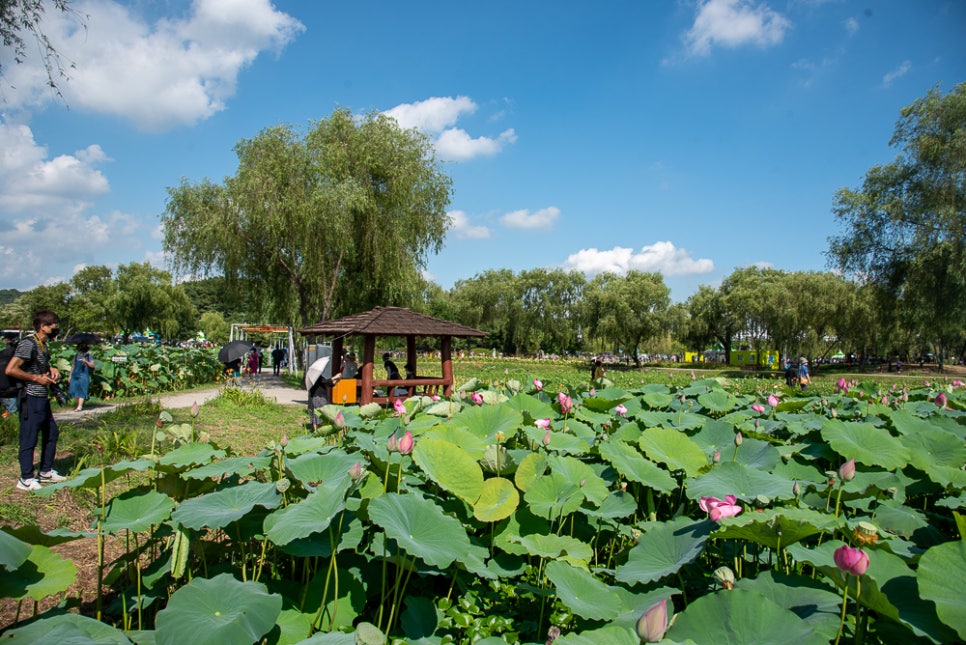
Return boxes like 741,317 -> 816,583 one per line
297,307 -> 487,406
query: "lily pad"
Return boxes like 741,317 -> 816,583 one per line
473,477 -> 520,523
368,493 -> 471,569
101,489 -> 175,535
615,517 -> 711,584
598,438 -> 676,494
154,573 -> 282,645
918,540 -> 966,640
545,560 -> 622,621
412,436 -> 485,504
172,481 -> 281,531
638,426 -> 707,476
820,419 -> 910,470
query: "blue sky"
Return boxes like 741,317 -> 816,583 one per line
1,0 -> 963,302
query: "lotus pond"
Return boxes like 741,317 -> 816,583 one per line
1,374 -> 964,644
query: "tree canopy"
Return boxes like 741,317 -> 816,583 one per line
162,108 -> 453,327
828,83 -> 966,367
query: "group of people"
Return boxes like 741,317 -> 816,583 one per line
4,310 -> 97,492
784,357 -> 812,390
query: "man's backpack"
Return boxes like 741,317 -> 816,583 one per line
0,341 -> 21,398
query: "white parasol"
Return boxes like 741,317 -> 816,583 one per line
305,356 -> 332,390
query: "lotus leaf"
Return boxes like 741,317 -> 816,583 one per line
368,493 -> 471,568
0,544 -> 77,601
736,571 -> 843,641
0,612 -> 133,643
639,426 -> 709,477
101,489 -> 175,534
900,427 -> 966,488
597,438 -> 676,493
182,455 -> 273,480
425,424 -> 487,459
669,588 -> 827,645
521,426 -> 591,455
615,517 -> 711,584
286,449 -> 360,490
697,390 -> 738,412
688,461 -> 796,503
514,452 -> 547,492
158,442 -> 226,469
473,476 -> 519,522
34,459 -> 156,496
479,443 -> 516,475
412,436 -> 485,504
0,529 -> 31,571
642,391 -> 674,409
547,454 -> 609,505
714,507 -> 841,549
545,560 -> 622,620
263,480 -> 350,546
918,540 -> 966,640
524,471 -> 584,520
512,532 -> 593,568
154,573 -> 282,645
820,419 -> 910,469
401,594 -> 438,641
172,481 -> 281,531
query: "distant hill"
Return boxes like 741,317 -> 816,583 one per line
0,289 -> 21,306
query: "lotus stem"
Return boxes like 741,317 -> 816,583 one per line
835,575 -> 850,645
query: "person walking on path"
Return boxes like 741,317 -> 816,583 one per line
798,357 -> 811,391
5,310 -> 68,491
68,342 -> 95,411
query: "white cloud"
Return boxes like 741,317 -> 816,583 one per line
500,206 -> 559,230
882,60 -> 911,87
384,96 -> 517,162
447,210 -> 491,239
563,242 -> 714,277
844,17 -> 859,36
0,121 -> 109,214
384,96 -> 477,133
3,0 -> 304,130
684,0 -> 790,57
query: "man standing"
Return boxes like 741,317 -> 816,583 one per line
6,310 -> 68,491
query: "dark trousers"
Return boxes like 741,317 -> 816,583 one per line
19,395 -> 59,479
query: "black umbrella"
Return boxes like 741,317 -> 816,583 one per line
65,332 -> 104,344
218,340 -> 255,364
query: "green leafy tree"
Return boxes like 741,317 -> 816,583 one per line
828,83 -> 966,369
683,285 -> 737,364
113,263 -> 196,340
1,0 -> 79,96
585,271 -> 670,367
198,311 -> 230,345
69,265 -> 117,334
162,108 -> 452,327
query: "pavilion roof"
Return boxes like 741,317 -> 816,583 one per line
297,307 -> 487,339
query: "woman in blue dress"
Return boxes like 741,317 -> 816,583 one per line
68,342 -> 95,411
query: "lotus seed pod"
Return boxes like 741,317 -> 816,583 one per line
853,521 -> 878,545
275,477 -> 291,493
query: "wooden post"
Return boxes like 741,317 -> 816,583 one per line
441,336 -> 453,396
406,335 -> 417,373
361,335 -> 375,405
332,337 -> 344,375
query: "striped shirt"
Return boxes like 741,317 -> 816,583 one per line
14,335 -> 50,399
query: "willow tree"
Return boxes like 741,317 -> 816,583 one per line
584,271 -> 670,366
828,83 -> 966,369
162,109 -> 452,327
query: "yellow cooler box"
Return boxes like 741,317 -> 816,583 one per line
332,378 -> 357,404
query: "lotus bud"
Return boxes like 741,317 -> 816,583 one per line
398,430 -> 414,455
831,408 -> 838,418
589,387 -> 596,397
280,433 -> 288,448
935,392 -> 948,408
712,450 -> 721,463
432,394 -> 440,401
579,478 -> 586,487
636,599 -> 668,643
838,458 -> 856,482
713,566 -> 735,590
836,377 -> 847,392
534,378 -> 543,391
557,392 -> 573,414
334,411 -> 345,429
472,391 -> 483,405
751,404 -> 765,413
754,418 -> 759,428
734,431 -> 743,446
792,481 -> 801,497
543,429 -> 551,446
691,369 -> 696,380
190,401 -> 199,417
616,403 -> 627,418
535,417 -> 551,430
853,521 -> 878,546
833,544 -> 869,576
545,625 -> 561,645
348,461 -> 364,481
767,394 -> 779,407
387,434 -> 397,452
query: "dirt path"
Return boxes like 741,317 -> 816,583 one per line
53,373 -> 309,424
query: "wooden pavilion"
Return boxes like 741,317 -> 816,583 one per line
297,307 -> 487,406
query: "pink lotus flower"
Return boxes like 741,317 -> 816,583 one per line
953,380 -> 963,388
533,378 -> 543,391
838,458 -> 855,482
535,417 -> 552,430
393,398 -> 406,415
833,544 -> 869,576
431,394 -> 440,401
398,430 -> 414,455
557,392 -> 573,414
751,404 -> 765,414
699,494 -> 742,521
334,411 -> 345,429
935,392 -> 948,408
836,377 -> 848,393
636,598 -> 668,643
767,394 -> 780,407
348,461 -> 364,481
471,391 -> 483,405
615,404 -> 627,418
